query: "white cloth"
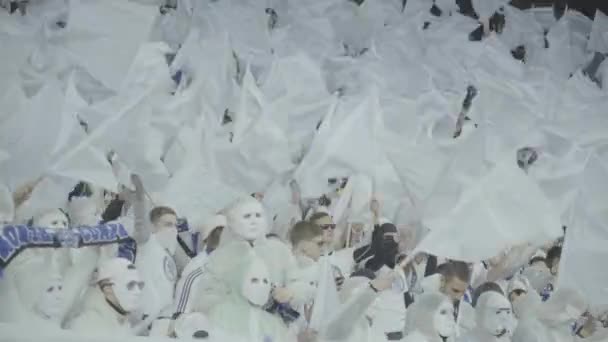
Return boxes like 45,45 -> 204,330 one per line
414,157 -> 563,263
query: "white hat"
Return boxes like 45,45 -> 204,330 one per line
96,258 -> 135,283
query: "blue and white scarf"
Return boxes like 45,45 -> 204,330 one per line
0,223 -> 131,275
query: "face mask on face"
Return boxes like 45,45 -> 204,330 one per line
35,277 -> 65,321
241,259 -> 271,307
35,210 -> 69,229
110,271 -> 144,313
155,228 -> 178,255
480,294 -> 514,338
67,197 -> 100,226
229,201 -> 267,241
434,301 -> 456,339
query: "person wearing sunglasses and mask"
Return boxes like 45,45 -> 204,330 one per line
290,221 -> 325,268
68,258 -> 144,336
309,212 -> 337,254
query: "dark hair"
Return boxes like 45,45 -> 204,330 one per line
438,261 -> 472,283
529,256 -> 545,266
68,181 -> 93,202
546,246 -> 562,268
308,212 -> 330,223
289,221 -> 323,246
149,206 -> 177,223
472,282 -> 504,307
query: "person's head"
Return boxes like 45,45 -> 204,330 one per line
472,282 -> 504,307
405,293 -> 457,340
507,277 -> 529,304
149,206 -> 178,254
97,258 -> 144,314
67,195 -> 101,226
33,209 -> 69,229
475,292 -> 516,339
227,197 -> 268,242
197,214 -> 226,254
149,206 -> 178,233
290,221 -> 324,261
529,256 -> 546,268
438,261 -> 472,303
545,245 -> 562,276
34,274 -> 65,321
238,257 -> 271,307
308,212 -> 335,246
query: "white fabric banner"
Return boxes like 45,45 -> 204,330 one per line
415,157 -> 562,262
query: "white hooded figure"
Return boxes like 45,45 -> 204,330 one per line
206,254 -> 296,341
512,288 -> 587,342
67,258 -> 143,336
458,292 -> 517,342
194,197 -> 296,313
1,260 -> 66,331
66,195 -> 102,227
403,293 -> 458,342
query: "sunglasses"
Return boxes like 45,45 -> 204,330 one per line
126,281 -> 145,291
511,289 -> 526,296
320,224 -> 336,231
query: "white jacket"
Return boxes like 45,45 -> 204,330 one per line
173,251 -> 209,315
135,235 -> 177,317
67,287 -> 134,336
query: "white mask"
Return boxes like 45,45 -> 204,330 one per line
34,210 -> 69,229
67,197 -> 100,226
110,269 -> 144,313
479,293 -> 514,338
228,200 -> 268,241
35,276 -> 65,321
433,300 -> 456,338
241,258 -> 271,307
155,228 -> 178,255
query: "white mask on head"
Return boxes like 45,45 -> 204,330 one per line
478,292 -> 514,338
34,210 -> 69,229
154,228 -> 178,255
110,269 -> 144,313
67,196 -> 100,226
433,300 -> 456,338
228,199 -> 268,241
241,258 -> 271,307
35,276 -> 65,321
